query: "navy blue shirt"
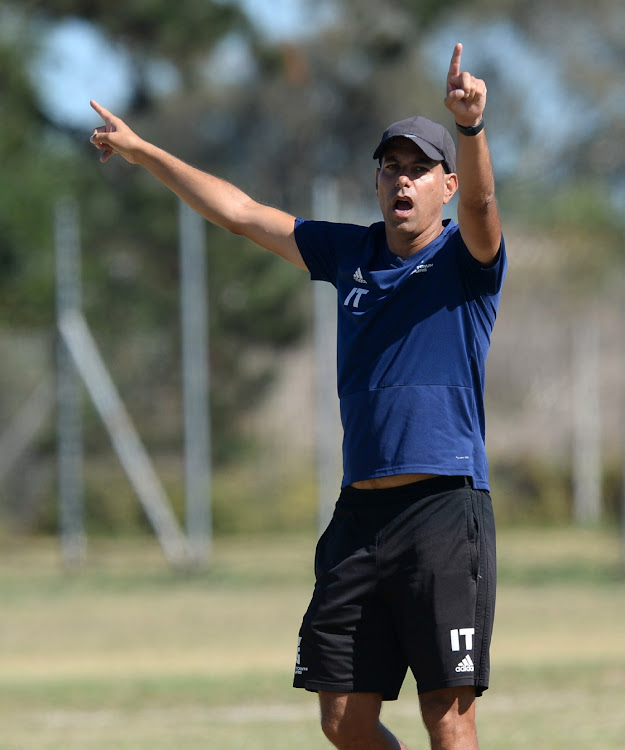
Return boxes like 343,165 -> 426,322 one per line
295,218 -> 506,490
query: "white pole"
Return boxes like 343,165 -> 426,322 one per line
179,201 -> 212,567
54,197 -> 86,567
312,177 -> 342,535
572,312 -> 602,525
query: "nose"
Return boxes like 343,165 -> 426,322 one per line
396,173 -> 411,188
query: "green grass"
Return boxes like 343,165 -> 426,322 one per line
1,526 -> 624,749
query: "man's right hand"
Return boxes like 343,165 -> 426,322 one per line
89,100 -> 142,164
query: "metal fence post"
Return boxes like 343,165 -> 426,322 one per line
179,201 -> 212,566
54,196 -> 86,567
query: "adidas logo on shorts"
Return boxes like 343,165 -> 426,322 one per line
455,655 -> 474,673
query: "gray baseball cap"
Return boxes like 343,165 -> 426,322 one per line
373,116 -> 456,173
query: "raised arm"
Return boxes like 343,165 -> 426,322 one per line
444,44 -> 501,265
89,101 -> 307,270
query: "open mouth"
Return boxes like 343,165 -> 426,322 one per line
393,197 -> 413,215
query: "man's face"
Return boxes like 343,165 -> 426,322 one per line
376,139 -> 457,238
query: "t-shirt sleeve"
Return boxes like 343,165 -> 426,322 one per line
456,232 -> 507,296
294,219 -> 340,286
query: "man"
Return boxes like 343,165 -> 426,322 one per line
91,42 -> 505,750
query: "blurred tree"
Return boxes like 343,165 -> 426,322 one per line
0,19 -> 72,325
27,0 -> 252,95
424,0 -> 625,224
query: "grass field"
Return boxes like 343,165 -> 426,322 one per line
1,525 -> 624,749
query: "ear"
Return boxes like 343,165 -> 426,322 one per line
375,166 -> 380,192
443,172 -> 458,204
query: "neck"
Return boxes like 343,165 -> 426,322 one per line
385,221 -> 445,260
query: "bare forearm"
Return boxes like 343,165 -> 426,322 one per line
456,130 -> 501,263
133,141 -> 305,266
134,140 -> 253,232
456,131 -> 496,212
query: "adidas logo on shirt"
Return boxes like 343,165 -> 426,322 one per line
411,263 -> 434,275
353,267 -> 367,284
455,655 -> 474,673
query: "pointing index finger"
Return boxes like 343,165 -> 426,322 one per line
448,42 -> 463,79
90,99 -> 114,124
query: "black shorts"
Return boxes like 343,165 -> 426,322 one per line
293,475 -> 496,700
